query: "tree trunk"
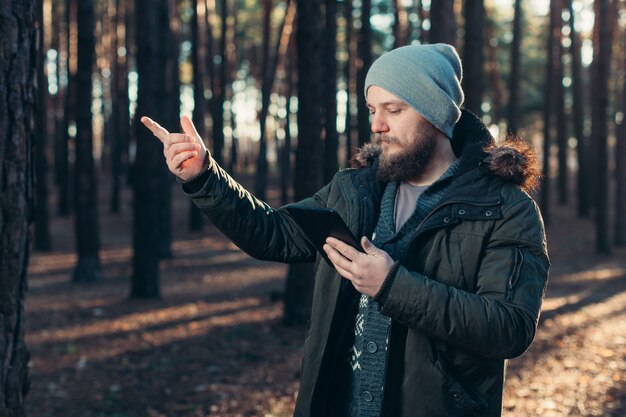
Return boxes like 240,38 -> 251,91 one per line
34,0 -> 52,251
616,84 -> 626,244
255,0 -> 273,200
540,0 -> 560,227
344,0 -> 354,163
280,43 -> 296,206
506,0 -> 522,134
591,0 -> 613,254
566,0 -> 589,217
556,17 -> 568,205
132,0 -> 171,298
356,0 -> 372,147
190,0 -> 206,231
58,0 -> 75,217
284,0 -> 325,325
324,0 -> 339,183
429,0 -> 456,46
616,28 -> 626,246
392,0 -> 408,48
211,0 -> 227,165
111,0 -> 130,213
73,0 -> 102,282
0,0 -> 36,413
462,0 -> 484,116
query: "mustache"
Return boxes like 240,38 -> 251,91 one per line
376,134 -> 400,145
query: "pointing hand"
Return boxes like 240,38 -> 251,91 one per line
141,115 -> 209,181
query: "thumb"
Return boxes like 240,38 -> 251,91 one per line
180,115 -> 202,143
361,236 -> 379,255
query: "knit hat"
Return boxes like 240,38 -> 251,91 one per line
364,43 -> 464,139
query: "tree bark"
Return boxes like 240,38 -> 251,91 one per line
540,0 -> 561,227
34,0 -> 52,251
0,0 -> 37,414
212,0 -> 227,165
566,0 -> 589,217
132,0 -> 171,298
190,0 -> 206,231
556,18 -> 568,205
324,0 -> 339,183
58,0 -> 75,216
462,0 -> 484,116
429,0 -> 456,46
506,0 -> 522,134
356,0 -> 372,147
73,0 -> 102,282
344,0 -> 354,163
591,0 -> 613,254
616,28 -> 626,246
284,0 -> 325,325
255,0 -> 273,200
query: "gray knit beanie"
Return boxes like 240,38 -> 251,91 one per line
364,43 -> 464,138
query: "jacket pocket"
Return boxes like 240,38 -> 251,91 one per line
505,247 -> 524,302
434,356 -> 489,414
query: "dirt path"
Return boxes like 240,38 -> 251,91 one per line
25,181 -> 626,417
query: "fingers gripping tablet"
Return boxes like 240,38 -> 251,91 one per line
286,206 -> 363,265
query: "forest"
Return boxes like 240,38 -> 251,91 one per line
1,0 -> 626,416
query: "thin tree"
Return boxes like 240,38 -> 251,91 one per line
111,0 -> 130,213
616,26 -> 626,246
284,0 -> 325,325
280,39 -> 296,205
35,0 -> 52,251
556,7 -> 568,205
566,0 -> 589,217
356,0 -> 372,147
392,0 -> 408,47
190,0 -> 206,230
255,0 -> 274,200
0,0 -> 37,413
540,0 -> 561,226
73,0 -> 102,282
58,0 -> 75,216
462,0 -> 485,115
324,0 -> 339,183
507,0 -> 522,133
132,0 -> 171,298
429,0 -> 456,46
507,0 -> 522,134
344,0 -> 354,162
591,0 -> 614,254
212,0 -> 227,165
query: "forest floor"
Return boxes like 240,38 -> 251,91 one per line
25,175 -> 626,417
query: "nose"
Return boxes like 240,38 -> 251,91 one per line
370,112 -> 389,134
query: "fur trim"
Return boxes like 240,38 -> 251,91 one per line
484,137 -> 541,192
350,143 -> 381,168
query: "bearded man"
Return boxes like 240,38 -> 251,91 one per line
142,44 -> 549,417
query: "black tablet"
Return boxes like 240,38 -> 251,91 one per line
286,206 -> 363,265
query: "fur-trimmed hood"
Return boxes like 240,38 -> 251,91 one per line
350,109 -> 541,192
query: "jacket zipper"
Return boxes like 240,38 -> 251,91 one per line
506,248 -> 524,302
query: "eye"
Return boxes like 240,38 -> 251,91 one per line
388,108 -> 401,114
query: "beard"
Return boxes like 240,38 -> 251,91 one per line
376,126 -> 439,183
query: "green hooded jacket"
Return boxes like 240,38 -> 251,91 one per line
182,110 -> 550,417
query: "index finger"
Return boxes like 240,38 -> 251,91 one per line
325,237 -> 359,261
140,116 -> 170,144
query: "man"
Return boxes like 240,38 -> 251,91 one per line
142,44 -> 549,417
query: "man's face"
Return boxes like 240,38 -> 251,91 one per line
366,86 -> 439,182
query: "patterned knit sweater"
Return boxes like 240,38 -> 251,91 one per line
345,160 -> 460,417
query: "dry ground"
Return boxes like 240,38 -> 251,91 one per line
25,176 -> 626,417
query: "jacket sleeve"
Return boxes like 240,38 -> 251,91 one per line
379,196 -> 550,360
181,158 -> 333,263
